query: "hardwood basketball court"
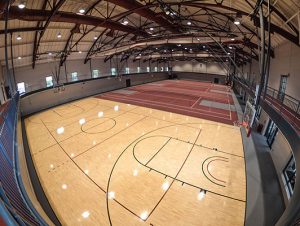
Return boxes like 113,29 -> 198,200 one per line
25,80 -> 246,226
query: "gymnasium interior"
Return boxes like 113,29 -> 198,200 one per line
0,0 -> 299,226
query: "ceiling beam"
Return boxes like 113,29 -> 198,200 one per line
0,0 -> 14,13
106,0 -> 179,33
4,7 -> 148,36
0,27 -> 44,34
32,0 -> 50,69
60,0 -> 103,66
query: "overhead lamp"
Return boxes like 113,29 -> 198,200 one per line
16,35 -> 22,40
17,56 -> 22,60
78,50 -> 82,54
94,35 -> 98,40
227,52 -> 231,55
79,8 -> 85,14
229,46 -> 233,49
48,52 -> 52,56
18,1 -> 26,9
231,38 -> 235,41
166,11 -> 170,15
187,21 -> 192,25
122,20 -> 129,25
177,44 -> 181,47
57,32 -> 62,38
150,27 -> 154,31
234,20 -> 240,25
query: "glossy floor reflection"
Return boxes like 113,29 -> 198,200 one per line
25,97 -> 246,226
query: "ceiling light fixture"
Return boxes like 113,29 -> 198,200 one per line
18,1 -> 26,9
122,20 -> 129,25
48,52 -> 53,56
187,21 -> 192,25
17,56 -> 22,60
57,32 -> 62,38
150,27 -> 154,31
231,38 -> 235,41
94,35 -> 98,40
234,20 -> 240,25
79,8 -> 85,14
16,35 -> 22,40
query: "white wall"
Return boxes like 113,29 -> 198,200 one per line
171,61 -> 227,75
270,130 -> 293,205
9,58 -> 227,93
20,73 -> 168,116
268,42 -> 300,100
241,41 -> 300,100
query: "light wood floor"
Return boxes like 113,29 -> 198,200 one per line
25,97 -> 246,226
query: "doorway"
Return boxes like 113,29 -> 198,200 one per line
265,120 -> 278,147
214,78 -> 219,84
126,79 -> 131,87
278,75 -> 288,102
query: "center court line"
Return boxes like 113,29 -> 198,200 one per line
145,130 -> 202,220
145,137 -> 172,166
33,106 -> 140,155
41,117 -> 155,221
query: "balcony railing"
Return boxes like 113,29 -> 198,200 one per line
234,76 -> 300,134
0,93 -> 46,225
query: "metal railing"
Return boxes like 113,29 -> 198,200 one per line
234,76 -> 300,133
0,93 -> 47,225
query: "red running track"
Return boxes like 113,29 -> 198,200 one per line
97,80 -> 238,125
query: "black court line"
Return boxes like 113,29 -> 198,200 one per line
34,115 -> 246,225
39,117 -> 150,223
41,98 -> 105,124
201,156 -> 229,187
29,107 -> 136,156
132,135 -> 246,202
81,118 -> 116,134
207,159 -> 228,184
124,108 -> 244,158
53,104 -> 84,118
105,122 -> 245,225
146,130 -> 202,220
145,137 -> 171,166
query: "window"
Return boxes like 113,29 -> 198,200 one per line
264,120 -> 278,148
71,72 -> 78,81
165,67 -> 169,71
160,67 -> 164,72
283,156 -> 296,199
137,67 -> 141,73
154,67 -> 158,72
17,82 -> 25,94
147,67 -> 150,72
125,67 -> 130,74
46,76 -> 53,87
92,69 -> 99,78
111,68 -> 116,76
278,75 -> 288,102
